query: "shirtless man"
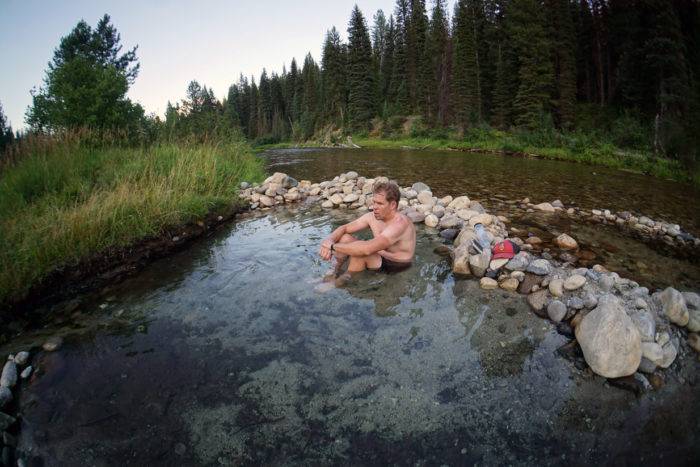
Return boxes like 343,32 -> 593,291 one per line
319,181 -> 416,275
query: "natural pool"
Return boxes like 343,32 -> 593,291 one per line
6,205 -> 699,465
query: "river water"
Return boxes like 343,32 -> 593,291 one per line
3,149 -> 700,465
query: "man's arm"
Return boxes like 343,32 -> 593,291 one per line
319,213 -> 373,260
333,217 -> 408,257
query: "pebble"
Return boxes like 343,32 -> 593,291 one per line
564,274 -> 586,291
480,277 -> 498,290
635,298 -> 647,309
547,300 -> 567,322
175,443 -> 187,456
526,259 -> 552,276
548,279 -> 564,297
499,278 -> 519,292
42,336 -> 64,352
20,366 -> 33,379
688,333 -> 700,353
568,297 -> 584,310
0,412 -> 15,431
13,351 -> 29,366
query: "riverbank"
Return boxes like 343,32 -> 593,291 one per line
0,137 -> 264,312
254,132 -> 699,187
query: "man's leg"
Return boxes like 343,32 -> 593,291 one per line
347,252 -> 382,273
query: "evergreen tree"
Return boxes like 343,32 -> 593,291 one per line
257,69 -> 273,135
507,0 -> 554,129
248,78 -> 259,139
426,0 -> 450,124
300,53 -> 321,138
371,10 -> 390,115
379,16 -> 397,116
452,0 -> 484,127
390,0 -> 411,113
0,101 -> 13,154
407,0 -> 429,112
321,27 -> 348,125
546,0 -> 577,129
346,5 -> 375,130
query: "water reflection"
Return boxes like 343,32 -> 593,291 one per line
6,207 -> 699,465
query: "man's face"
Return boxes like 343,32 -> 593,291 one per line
372,192 -> 396,220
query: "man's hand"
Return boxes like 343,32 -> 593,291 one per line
319,239 -> 334,261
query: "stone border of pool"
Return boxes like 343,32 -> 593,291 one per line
239,171 -> 700,387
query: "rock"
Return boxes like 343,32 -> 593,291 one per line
240,181 -> 250,189
417,191 -> 435,206
637,357 -> 657,374
321,200 -> 334,209
608,375 -> 644,396
480,277 -> 498,290
263,172 -> 288,186
0,412 -> 16,431
342,193 -> 359,204
42,336 -> 64,352
469,213 -> 493,227
564,274 -> 586,291
451,247 -> 471,276
448,196 -> 471,210
683,292 -> 700,310
518,273 -> 544,294
499,278 -> 519,292
329,193 -> 344,206
599,275 -> 615,292
456,209 -> 479,221
20,366 -> 32,379
570,312 -> 584,329
431,205 -> 445,218
630,311 -> 655,342
439,215 -> 462,230
635,298 -> 647,309
411,182 -> 430,193
345,171 -> 358,180
688,333 -> 700,353
259,195 -> 275,207
13,351 -> 29,366
489,258 -> 509,270
584,294 -> 598,309
575,295 -> 642,378
641,342 -> 664,366
0,387 -> 11,409
526,259 -> 552,276
551,199 -> 564,208
547,300 -> 567,322
440,228 -> 460,241
555,234 -> 578,250
656,331 -> 670,347
405,209 -> 426,223
527,290 -> 549,314
469,252 -> 491,277
0,362 -> 17,389
659,340 -> 678,368
568,297 -> 584,310
505,252 -> 530,271
424,214 -> 439,228
549,279 -> 564,297
660,287 -> 689,326
510,271 -> 525,281
534,202 -> 556,212
526,236 -> 542,245
687,308 -> 700,333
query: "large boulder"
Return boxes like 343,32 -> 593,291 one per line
439,215 -> 462,230
417,191 -> 435,206
469,252 -> 491,277
0,361 -> 17,388
660,287 -> 689,326
424,214 -> 439,228
454,229 -> 476,249
575,295 -> 642,378
451,246 -> 471,275
412,182 -> 431,193
526,259 -> 552,276
505,252 -> 531,271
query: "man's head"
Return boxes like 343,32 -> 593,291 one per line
372,181 -> 400,220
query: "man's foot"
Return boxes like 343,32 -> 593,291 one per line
335,272 -> 352,287
322,269 -> 337,282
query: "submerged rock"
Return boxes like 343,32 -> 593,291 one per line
480,277 -> 498,290
555,234 -> 578,250
526,259 -> 552,276
575,295 -> 642,378
13,351 -> 29,367
547,300 -> 567,322
505,252 -> 530,271
469,252 -> 491,277
499,277 -> 519,292
0,387 -> 11,409
42,336 -> 64,352
527,290 -> 549,315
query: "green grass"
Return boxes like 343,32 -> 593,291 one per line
0,137 -> 264,305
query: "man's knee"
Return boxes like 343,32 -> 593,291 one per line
339,233 -> 356,243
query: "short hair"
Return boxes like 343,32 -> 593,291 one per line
373,181 -> 400,206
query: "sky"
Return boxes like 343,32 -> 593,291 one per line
0,0 -> 456,131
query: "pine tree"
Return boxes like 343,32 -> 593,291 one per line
426,0 -> 450,124
347,5 -> 375,130
546,0 -> 577,129
248,78 -> 259,139
507,0 -> 554,129
300,53 -> 320,138
407,0 -> 429,112
257,69 -> 273,135
372,10 -> 390,116
0,101 -> 13,154
452,0 -> 484,127
390,0 -> 411,113
321,27 -> 348,125
380,16 -> 397,116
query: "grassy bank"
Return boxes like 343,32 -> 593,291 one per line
0,137 -> 264,306
255,129 -> 698,186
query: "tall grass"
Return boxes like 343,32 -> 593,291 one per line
0,135 -> 264,305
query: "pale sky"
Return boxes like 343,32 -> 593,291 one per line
0,0 -> 456,130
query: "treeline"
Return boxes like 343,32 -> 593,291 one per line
170,0 -> 697,162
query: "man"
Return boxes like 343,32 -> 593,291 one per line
319,181 -> 416,275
